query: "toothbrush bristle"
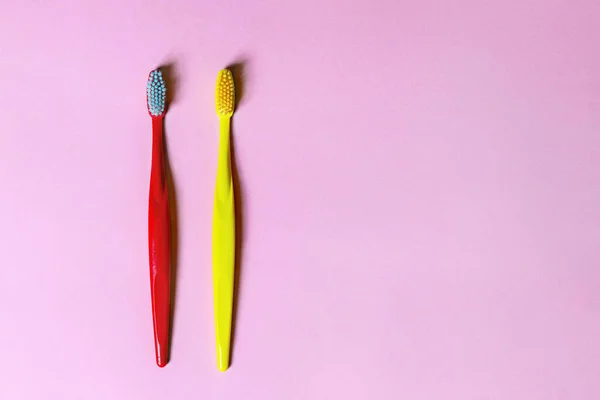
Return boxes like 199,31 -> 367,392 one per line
146,69 -> 167,117
215,69 -> 235,117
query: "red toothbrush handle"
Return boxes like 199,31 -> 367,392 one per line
148,116 -> 171,368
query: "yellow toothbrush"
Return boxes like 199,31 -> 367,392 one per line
213,69 -> 235,371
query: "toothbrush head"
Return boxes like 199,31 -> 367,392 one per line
146,69 -> 167,117
215,69 -> 235,118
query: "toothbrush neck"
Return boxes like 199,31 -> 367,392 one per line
219,117 -> 231,137
151,116 -> 166,190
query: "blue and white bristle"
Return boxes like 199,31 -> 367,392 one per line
147,69 -> 166,116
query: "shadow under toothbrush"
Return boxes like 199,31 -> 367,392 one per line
164,143 -> 178,364
159,63 -> 180,361
228,60 -> 248,109
227,60 -> 248,367
160,62 -> 180,107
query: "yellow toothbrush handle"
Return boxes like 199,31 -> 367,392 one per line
213,117 -> 235,371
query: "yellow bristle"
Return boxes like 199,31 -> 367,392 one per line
215,69 -> 235,118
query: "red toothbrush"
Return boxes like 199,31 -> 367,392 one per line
146,69 -> 171,367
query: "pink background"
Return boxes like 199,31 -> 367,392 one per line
1,0 -> 600,398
